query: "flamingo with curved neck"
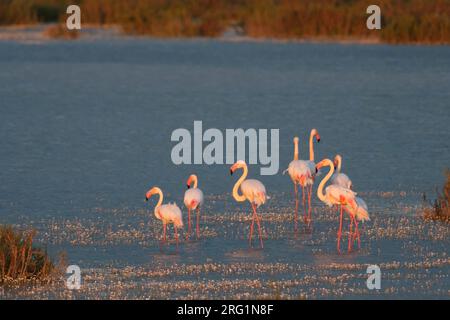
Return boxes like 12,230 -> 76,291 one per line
316,159 -> 361,253
230,160 -> 267,248
145,186 -> 183,247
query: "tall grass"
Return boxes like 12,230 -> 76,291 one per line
0,0 -> 449,44
423,170 -> 450,222
0,226 -> 55,284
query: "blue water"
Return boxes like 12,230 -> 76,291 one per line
0,39 -> 449,221
0,39 -> 449,299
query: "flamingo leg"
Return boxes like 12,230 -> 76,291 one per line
187,207 -> 191,239
302,186 -> 306,224
162,222 -> 167,245
348,215 -> 353,253
353,219 -> 361,249
294,183 -> 299,231
196,207 -> 200,239
307,185 -> 313,224
164,223 -> 167,242
337,204 -> 343,253
175,225 -> 179,248
249,209 -> 255,247
252,203 -> 264,249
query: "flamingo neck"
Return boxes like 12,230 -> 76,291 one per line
336,157 -> 342,173
232,165 -> 247,202
317,159 -> 334,203
192,175 -> 198,188
153,188 -> 164,219
294,139 -> 299,161
309,130 -> 315,161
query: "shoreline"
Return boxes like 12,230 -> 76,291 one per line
0,24 -> 448,46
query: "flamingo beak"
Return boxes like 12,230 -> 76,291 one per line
230,169 -> 234,175
317,135 -> 321,142
186,184 -> 190,189
145,190 -> 153,201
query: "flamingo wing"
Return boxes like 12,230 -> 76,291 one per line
241,179 -> 267,207
354,197 -> 370,222
159,203 -> 183,227
325,184 -> 357,206
184,188 -> 204,209
331,173 -> 353,190
287,160 -> 313,186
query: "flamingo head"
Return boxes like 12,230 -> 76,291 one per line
230,160 -> 246,175
186,174 -> 197,189
311,128 -> 321,143
145,187 -> 158,201
174,216 -> 184,228
316,158 -> 332,170
333,154 -> 342,170
293,136 -> 299,144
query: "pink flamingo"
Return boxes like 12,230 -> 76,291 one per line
184,174 -> 204,239
285,129 -> 321,228
329,155 -> 370,250
230,160 -> 268,248
343,196 -> 370,251
145,186 -> 183,247
330,155 -> 353,189
316,158 -> 362,253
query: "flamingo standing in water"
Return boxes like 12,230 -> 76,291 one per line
145,186 -> 183,247
329,155 -> 370,250
230,160 -> 267,248
285,129 -> 321,228
184,174 -> 204,239
330,155 -> 353,189
343,196 -> 370,251
316,159 -> 363,253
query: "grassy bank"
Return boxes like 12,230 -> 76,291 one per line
0,0 -> 449,44
424,170 -> 450,222
0,226 -> 56,284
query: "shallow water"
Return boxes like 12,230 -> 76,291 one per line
0,39 -> 449,299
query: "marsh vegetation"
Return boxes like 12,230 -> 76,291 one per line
0,226 -> 57,285
0,0 -> 449,44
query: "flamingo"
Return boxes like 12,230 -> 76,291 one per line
330,155 -> 353,189
284,129 -> 321,228
184,174 -> 204,239
230,160 -> 267,248
145,186 -> 183,247
316,158 -> 361,253
329,155 -> 369,250
343,196 -> 370,251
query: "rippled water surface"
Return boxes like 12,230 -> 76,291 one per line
0,39 -> 449,299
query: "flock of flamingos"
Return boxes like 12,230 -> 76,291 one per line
145,129 -> 370,254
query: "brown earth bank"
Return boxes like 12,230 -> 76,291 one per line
0,0 -> 449,44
